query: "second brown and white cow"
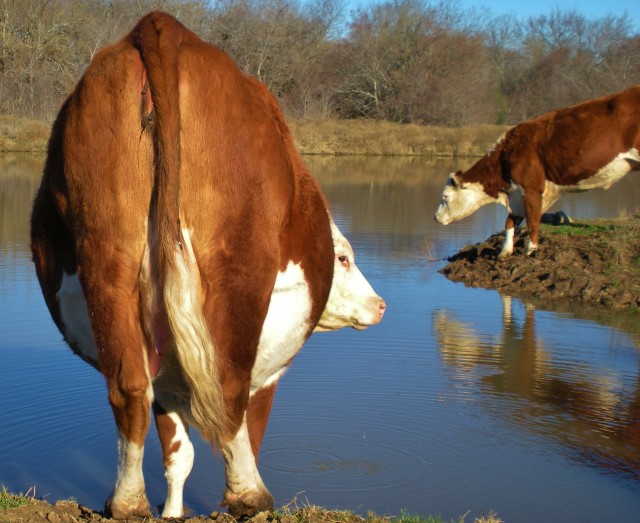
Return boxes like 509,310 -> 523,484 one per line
30,11 -> 385,520
435,86 -> 640,256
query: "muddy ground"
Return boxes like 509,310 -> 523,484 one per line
439,215 -> 640,310
0,500 -> 389,523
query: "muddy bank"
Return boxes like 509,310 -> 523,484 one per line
0,499 -> 503,523
439,216 -> 640,310
0,500 -> 357,523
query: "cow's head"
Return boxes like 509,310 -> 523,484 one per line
434,171 -> 499,225
315,219 -> 386,332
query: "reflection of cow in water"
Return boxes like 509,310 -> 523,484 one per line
433,297 -> 640,480
435,86 -> 640,256
30,12 -> 385,519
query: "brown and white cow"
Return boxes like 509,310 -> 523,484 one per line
435,86 -> 640,256
30,12 -> 385,520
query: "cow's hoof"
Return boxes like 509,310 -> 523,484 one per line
221,488 -> 274,517
104,493 -> 152,520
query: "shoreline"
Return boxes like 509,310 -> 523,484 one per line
0,114 -> 507,158
440,217 -> 640,313
0,493 -> 502,523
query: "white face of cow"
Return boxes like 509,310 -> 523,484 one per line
434,172 -> 499,225
314,219 -> 386,332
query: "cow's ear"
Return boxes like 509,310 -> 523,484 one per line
451,171 -> 463,188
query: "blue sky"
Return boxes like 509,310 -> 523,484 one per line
345,0 -> 640,32
458,0 -> 639,28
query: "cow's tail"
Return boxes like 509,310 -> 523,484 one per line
132,13 -> 226,444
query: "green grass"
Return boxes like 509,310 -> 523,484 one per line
541,222 -> 615,236
0,486 -> 33,509
398,510 -> 463,523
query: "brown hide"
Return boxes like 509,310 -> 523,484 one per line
30,11 -> 334,518
459,85 -> 640,250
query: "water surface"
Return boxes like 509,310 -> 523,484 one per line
1,154 -> 639,522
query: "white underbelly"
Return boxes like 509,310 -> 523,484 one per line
505,149 -> 639,218
250,261 -> 312,395
57,271 -> 99,366
574,149 -> 637,191
57,260 -> 313,398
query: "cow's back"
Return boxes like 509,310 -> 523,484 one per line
502,87 -> 640,186
33,11 -> 333,420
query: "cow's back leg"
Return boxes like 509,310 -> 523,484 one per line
218,362 -> 274,516
219,383 -> 278,514
221,412 -> 274,516
197,247 -> 278,516
247,383 -> 278,462
78,244 -> 152,518
153,398 -> 194,518
31,182 -> 152,517
523,190 -> 543,255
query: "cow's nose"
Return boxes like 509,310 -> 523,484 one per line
377,298 -> 387,321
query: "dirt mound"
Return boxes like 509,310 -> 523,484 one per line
0,500 -> 352,523
439,217 -> 640,309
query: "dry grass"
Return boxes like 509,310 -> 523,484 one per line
276,499 -> 503,523
289,118 -> 508,157
0,115 -> 50,152
0,114 -> 506,157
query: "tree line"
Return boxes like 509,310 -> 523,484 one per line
2,0 -> 639,127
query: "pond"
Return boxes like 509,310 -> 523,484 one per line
1,154 -> 639,523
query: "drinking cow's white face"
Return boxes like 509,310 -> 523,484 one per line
435,172 -> 501,225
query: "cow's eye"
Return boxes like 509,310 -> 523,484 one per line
338,255 -> 349,268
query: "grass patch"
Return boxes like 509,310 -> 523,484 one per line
397,509 -> 502,523
276,501 -> 501,523
0,486 -> 33,509
276,498 -> 501,523
542,222 -> 615,236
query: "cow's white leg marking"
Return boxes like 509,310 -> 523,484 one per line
526,239 -> 538,255
161,412 -> 194,518
499,228 -> 515,257
222,413 -> 270,505
57,272 -> 98,365
110,434 -> 147,511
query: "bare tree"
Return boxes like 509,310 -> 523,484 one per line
0,0 -> 638,124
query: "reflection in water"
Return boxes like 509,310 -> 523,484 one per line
434,296 -> 640,481
0,154 -> 45,255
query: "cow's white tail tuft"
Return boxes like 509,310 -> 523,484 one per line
162,229 -> 226,444
132,12 -> 227,444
